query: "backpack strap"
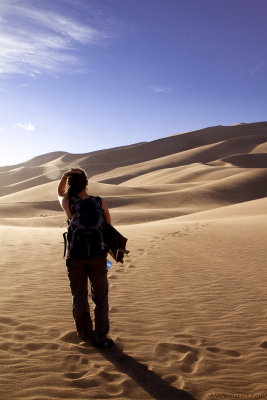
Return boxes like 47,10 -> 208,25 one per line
69,196 -> 82,216
94,196 -> 108,251
63,231 -> 68,258
95,196 -> 104,217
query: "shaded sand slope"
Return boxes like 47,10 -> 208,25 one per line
1,122 -> 267,399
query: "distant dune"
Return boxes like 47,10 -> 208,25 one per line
1,121 -> 267,226
1,122 -> 267,400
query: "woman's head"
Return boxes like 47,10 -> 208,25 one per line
67,168 -> 88,198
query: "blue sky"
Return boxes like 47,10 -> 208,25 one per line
0,0 -> 267,166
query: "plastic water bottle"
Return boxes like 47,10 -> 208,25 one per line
106,260 -> 112,270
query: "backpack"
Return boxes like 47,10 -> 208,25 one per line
63,195 -> 108,259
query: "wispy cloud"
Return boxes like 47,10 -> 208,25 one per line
148,86 -> 174,93
0,0 -> 109,76
15,122 -> 35,131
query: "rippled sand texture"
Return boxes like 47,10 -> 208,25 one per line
0,122 -> 267,399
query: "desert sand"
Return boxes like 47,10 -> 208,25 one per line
0,122 -> 267,400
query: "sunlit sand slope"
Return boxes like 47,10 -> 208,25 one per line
0,122 -> 267,400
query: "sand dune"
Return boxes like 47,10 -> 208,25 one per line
0,122 -> 267,400
93,134 -> 267,184
1,121 -> 266,189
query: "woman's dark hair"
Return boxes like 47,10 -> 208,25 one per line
67,169 -> 88,198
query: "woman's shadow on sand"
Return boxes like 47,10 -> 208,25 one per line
62,332 -> 195,399
98,342 -> 195,400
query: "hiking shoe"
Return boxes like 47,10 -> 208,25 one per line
95,338 -> 114,349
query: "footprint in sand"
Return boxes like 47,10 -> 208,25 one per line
164,374 -> 179,384
108,274 -> 118,280
96,370 -> 122,383
138,248 -> 145,254
69,377 -> 100,389
60,331 -> 80,344
166,231 -> 188,238
180,350 -> 199,373
64,371 -> 87,379
61,354 -> 92,374
206,346 -> 241,357
110,307 -> 119,313
110,263 -> 135,274
206,346 -> 221,354
224,349 -> 241,357
155,342 -> 199,373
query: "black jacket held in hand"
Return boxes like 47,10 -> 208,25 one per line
102,221 -> 129,263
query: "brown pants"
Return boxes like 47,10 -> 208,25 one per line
67,255 -> 109,341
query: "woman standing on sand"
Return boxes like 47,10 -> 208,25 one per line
57,168 -> 113,349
